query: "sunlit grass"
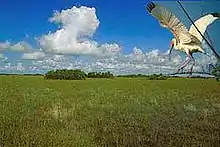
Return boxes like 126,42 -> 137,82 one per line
0,75 -> 220,146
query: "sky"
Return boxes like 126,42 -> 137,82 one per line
0,0 -> 219,74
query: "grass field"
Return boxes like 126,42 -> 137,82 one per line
0,76 -> 220,146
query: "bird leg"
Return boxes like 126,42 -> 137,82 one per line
176,53 -> 192,74
188,56 -> 195,75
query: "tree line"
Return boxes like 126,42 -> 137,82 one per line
117,73 -> 168,80
44,68 -> 220,81
44,69 -> 169,80
44,69 -> 114,80
0,67 -> 219,81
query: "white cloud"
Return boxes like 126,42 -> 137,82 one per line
21,52 -> 46,60
98,43 -> 122,57
38,6 -> 120,57
0,41 -> 31,52
0,41 -> 11,51
0,53 -> 8,62
9,41 -> 31,52
0,62 -> 25,72
0,53 -> 4,59
1,6 -> 121,57
0,46 -> 216,75
19,48 -> 182,74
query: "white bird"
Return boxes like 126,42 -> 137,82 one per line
146,2 -> 220,74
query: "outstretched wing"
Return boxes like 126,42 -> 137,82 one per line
189,13 -> 220,42
146,2 -> 192,44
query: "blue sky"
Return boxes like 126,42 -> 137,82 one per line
0,0 -> 219,74
0,0 -> 172,52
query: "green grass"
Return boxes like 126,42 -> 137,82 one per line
0,76 -> 220,146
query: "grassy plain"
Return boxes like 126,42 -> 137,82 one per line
0,75 -> 220,146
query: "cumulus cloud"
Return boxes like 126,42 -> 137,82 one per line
0,53 -> 8,63
21,51 -> 46,60
0,41 -> 31,52
0,41 -> 11,51
0,46 -> 216,75
30,55 -> 74,71
0,62 -> 25,72
17,47 -> 183,74
38,6 -> 121,56
1,6 -> 121,58
9,41 -> 31,52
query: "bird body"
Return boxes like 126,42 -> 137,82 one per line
172,37 -> 204,54
146,2 -> 220,74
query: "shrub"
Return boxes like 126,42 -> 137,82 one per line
44,69 -> 114,80
87,71 -> 114,79
44,69 -> 86,80
149,74 -> 168,80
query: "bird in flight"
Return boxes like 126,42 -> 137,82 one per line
146,2 -> 220,74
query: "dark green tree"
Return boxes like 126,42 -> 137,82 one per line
87,71 -> 114,78
44,69 -> 86,80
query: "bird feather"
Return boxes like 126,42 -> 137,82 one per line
147,2 -> 192,44
189,13 -> 220,42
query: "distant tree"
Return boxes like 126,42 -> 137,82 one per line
116,74 -> 149,78
149,74 -> 158,80
149,73 -> 168,80
211,66 -> 220,81
44,69 -> 86,80
87,71 -> 114,79
87,72 -> 96,78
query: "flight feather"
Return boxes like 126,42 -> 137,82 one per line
146,2 -> 192,44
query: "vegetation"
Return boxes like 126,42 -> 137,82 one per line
44,69 -> 114,80
117,74 -> 149,78
87,71 -> 114,78
5,68 -> 216,81
148,73 -> 168,80
0,76 -> 220,146
44,69 -> 169,80
117,73 -> 168,80
211,66 -> 220,81
0,73 -> 44,76
44,69 -> 87,80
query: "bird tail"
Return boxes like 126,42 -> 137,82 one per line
211,13 -> 220,18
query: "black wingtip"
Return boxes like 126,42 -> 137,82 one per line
146,2 -> 156,13
211,13 -> 220,18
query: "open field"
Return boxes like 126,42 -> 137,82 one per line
0,76 -> 220,146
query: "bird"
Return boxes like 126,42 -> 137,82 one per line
146,2 -> 220,74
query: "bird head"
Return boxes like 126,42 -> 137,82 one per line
169,38 -> 175,60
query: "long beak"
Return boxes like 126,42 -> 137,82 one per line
169,44 -> 174,60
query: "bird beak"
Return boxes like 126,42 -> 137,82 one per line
169,43 -> 174,60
